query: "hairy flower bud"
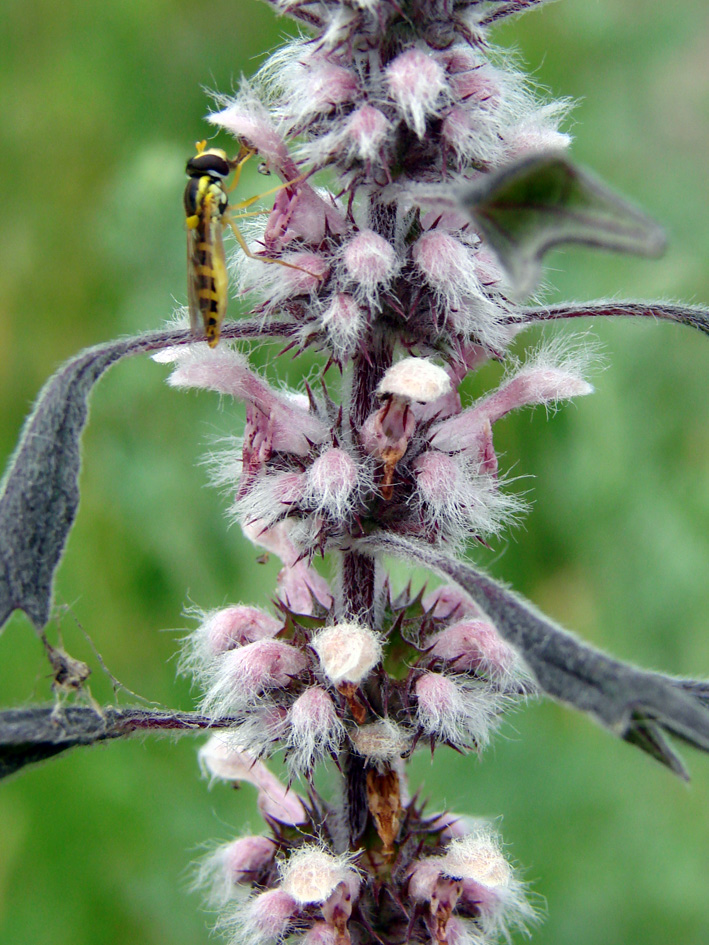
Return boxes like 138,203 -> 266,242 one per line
305,448 -> 360,519
199,835 -> 277,904
223,835 -> 276,883
300,923 -> 338,945
264,183 -> 347,249
344,104 -> 391,162
413,230 -> 488,311
441,830 -> 536,938
431,619 -> 521,683
312,623 -> 382,686
421,585 -> 483,621
285,54 -> 360,123
287,687 -> 345,772
364,358 -> 452,498
385,48 -> 447,137
198,736 -> 259,783
320,293 -> 365,358
242,887 -> 299,943
407,858 -> 444,903
414,673 -> 500,748
342,230 -> 397,301
377,358 -> 451,404
203,639 -> 308,714
179,605 -> 282,681
443,832 -> 511,886
280,845 -> 359,906
206,605 -> 281,653
277,560 -> 334,615
350,719 -> 411,763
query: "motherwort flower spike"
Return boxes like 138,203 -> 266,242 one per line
1,1 -> 709,944
145,1 -> 709,938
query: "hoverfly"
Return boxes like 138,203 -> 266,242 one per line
184,140 -> 316,347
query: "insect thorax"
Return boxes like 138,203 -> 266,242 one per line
183,176 -> 228,222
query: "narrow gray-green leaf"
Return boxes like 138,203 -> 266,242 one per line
0,340 -> 131,630
0,320 -> 296,632
459,152 -> 666,295
360,533 -> 709,779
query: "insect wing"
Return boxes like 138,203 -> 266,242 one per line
209,211 -> 229,346
185,187 -> 228,345
186,223 -> 204,337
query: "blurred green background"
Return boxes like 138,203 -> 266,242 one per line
1,0 -> 709,943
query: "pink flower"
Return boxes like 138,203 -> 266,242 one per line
277,560 -> 334,615
343,105 -> 392,162
286,687 -> 344,772
342,230 -> 398,302
167,346 -> 327,455
430,619 -> 520,683
202,639 -> 308,714
385,48 -> 447,137
242,887 -> 299,942
414,672 -> 500,747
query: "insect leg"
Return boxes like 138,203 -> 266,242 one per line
226,145 -> 257,194
223,213 -> 324,279
229,169 -> 312,213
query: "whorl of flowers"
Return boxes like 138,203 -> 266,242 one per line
170,1 -> 594,943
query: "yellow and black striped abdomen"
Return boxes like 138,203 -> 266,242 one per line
185,176 -> 229,347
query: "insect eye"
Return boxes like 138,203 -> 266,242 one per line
257,161 -> 271,176
186,151 -> 231,179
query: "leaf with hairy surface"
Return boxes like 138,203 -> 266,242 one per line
360,532 -> 709,780
459,153 -> 667,295
0,320 -> 295,632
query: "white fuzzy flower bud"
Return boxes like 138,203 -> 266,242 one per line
377,358 -> 451,404
280,845 -> 359,906
350,719 -> 411,762
442,831 -> 512,886
440,828 -> 536,938
311,623 -> 382,686
369,358 -> 453,499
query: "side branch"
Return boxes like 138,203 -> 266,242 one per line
512,301 -> 709,336
478,1 -> 558,28
0,705 -> 239,780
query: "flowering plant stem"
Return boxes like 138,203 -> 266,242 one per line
2,1 -> 709,943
